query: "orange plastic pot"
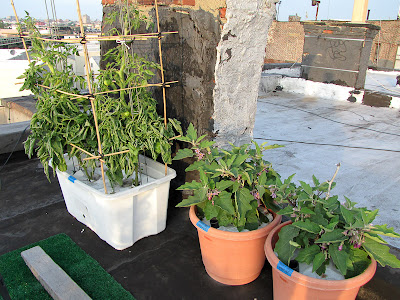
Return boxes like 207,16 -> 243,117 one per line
264,221 -> 377,300
189,205 -> 282,285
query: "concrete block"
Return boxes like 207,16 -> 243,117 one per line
21,246 -> 91,300
0,121 -> 30,154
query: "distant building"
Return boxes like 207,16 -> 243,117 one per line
288,14 -> 301,22
5,16 -> 16,21
82,14 -> 91,24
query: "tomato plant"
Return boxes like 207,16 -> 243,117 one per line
19,5 -> 181,190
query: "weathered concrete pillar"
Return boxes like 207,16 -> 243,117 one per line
101,0 -> 277,146
213,0 -> 278,147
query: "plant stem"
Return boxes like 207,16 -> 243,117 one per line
326,163 -> 341,200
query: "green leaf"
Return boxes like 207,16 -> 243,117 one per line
299,181 -> 313,196
213,191 -> 235,215
237,188 -> 253,219
299,207 -> 315,215
344,196 -> 357,209
185,160 -> 205,172
323,217 -> 339,231
199,140 -> 215,148
259,171 -> 267,186
346,247 -> 371,278
275,225 -> 300,265
245,210 -> 259,231
312,252 -> 326,273
186,123 -> 197,142
176,187 -> 207,207
324,196 -> 339,211
217,209 -> 233,227
232,181 -> 240,193
216,180 -> 234,192
232,154 -> 250,167
204,200 -> 219,220
362,209 -> 379,225
329,244 -> 348,276
292,220 -> 321,234
199,169 -> 209,186
362,237 -> 400,268
370,224 -> 400,238
196,134 -> 207,144
289,240 -> 301,248
312,175 -> 320,187
364,232 -> 387,244
175,136 -> 191,143
310,210 -> 329,227
340,205 -> 354,225
176,180 -> 203,190
296,244 -> 320,265
257,185 -> 265,198
284,173 -> 296,185
173,148 -> 194,160
315,229 -> 347,244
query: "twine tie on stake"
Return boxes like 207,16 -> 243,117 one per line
117,40 -> 130,50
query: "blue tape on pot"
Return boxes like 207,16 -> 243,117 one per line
277,261 -> 294,277
68,176 -> 76,183
196,221 -> 210,232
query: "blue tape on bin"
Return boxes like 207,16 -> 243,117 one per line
68,176 -> 76,183
196,221 -> 210,232
277,261 -> 294,277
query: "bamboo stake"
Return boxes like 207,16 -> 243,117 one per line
36,81 -> 178,100
10,0 -> 31,63
37,84 -> 85,98
169,135 -> 181,141
28,31 -> 178,44
154,0 -> 169,176
70,143 -> 106,164
93,81 -> 178,96
76,0 -> 108,194
83,149 -> 130,161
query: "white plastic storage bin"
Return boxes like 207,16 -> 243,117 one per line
54,155 -> 176,250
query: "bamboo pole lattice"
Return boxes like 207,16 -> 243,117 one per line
155,0 -> 169,175
11,0 -> 178,194
10,0 -> 31,63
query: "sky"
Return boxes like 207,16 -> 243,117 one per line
277,0 -> 400,21
2,0 -> 400,22
2,0 -> 103,21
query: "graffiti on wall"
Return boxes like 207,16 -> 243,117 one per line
326,40 -> 347,61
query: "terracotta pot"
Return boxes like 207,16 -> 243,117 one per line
189,205 -> 282,285
264,221 -> 377,300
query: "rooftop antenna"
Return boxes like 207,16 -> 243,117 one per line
312,0 -> 321,21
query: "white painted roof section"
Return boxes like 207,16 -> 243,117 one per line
254,90 -> 400,248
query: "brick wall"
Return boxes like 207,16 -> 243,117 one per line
264,20 -> 400,69
264,21 -> 304,64
368,20 -> 400,69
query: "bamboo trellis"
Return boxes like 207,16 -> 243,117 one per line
11,0 -> 177,194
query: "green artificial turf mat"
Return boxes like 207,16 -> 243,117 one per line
0,234 -> 134,300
